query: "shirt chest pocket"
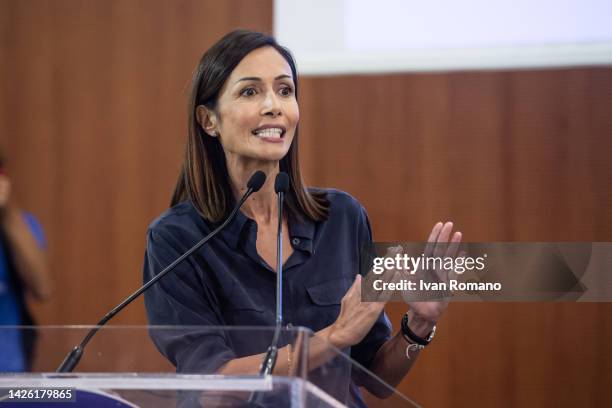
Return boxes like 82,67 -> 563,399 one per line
305,277 -> 353,328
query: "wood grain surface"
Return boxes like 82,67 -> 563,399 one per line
1,1 -> 611,406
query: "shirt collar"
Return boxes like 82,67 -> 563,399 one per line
219,207 -> 316,254
219,208 -> 250,250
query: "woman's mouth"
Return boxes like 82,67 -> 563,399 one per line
252,126 -> 286,144
252,126 -> 285,140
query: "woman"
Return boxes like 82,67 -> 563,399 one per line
143,30 -> 461,405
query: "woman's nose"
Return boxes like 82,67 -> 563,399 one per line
261,92 -> 282,117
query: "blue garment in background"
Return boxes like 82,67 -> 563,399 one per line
0,212 -> 46,372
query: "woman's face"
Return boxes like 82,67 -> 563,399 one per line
201,46 -> 299,164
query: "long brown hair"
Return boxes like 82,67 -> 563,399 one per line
171,30 -> 328,223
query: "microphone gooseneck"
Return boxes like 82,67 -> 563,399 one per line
56,171 -> 267,373
259,172 -> 290,376
273,172 -> 289,328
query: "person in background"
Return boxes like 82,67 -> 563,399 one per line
0,154 -> 52,372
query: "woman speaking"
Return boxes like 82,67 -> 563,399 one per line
143,30 -> 461,406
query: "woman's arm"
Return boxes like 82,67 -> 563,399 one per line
366,311 -> 434,398
218,278 -> 428,400
365,222 -> 462,397
218,325 -> 338,376
220,274 -> 386,376
2,205 -> 53,300
0,176 -> 52,301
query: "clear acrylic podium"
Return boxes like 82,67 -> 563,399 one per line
0,326 -> 418,407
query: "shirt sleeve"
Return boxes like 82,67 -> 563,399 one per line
350,205 -> 392,370
143,226 -> 236,374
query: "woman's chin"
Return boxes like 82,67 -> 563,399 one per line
246,147 -> 291,163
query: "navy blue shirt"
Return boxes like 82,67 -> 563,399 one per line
143,189 -> 391,403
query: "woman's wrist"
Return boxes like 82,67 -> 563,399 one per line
406,310 -> 436,339
320,324 -> 349,350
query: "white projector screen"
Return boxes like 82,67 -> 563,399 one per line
274,0 -> 612,75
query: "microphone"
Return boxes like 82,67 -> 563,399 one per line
259,172 -> 290,375
56,171 -> 266,373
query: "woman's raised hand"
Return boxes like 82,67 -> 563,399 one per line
406,221 -> 462,323
326,222 -> 462,348
327,274 -> 388,349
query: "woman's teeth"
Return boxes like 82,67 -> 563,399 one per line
254,128 -> 283,138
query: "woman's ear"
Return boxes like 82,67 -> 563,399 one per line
196,105 -> 218,137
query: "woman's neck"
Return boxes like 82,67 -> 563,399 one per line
226,158 -> 280,225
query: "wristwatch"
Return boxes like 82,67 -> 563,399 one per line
400,313 -> 436,359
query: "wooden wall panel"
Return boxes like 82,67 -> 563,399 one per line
0,0 -> 273,373
2,1 -> 612,406
0,0 -> 273,324
299,69 -> 612,407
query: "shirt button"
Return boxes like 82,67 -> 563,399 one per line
291,238 -> 300,246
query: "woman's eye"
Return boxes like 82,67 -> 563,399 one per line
279,86 -> 294,96
241,87 -> 257,97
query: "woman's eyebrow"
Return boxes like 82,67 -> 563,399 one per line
234,74 -> 292,84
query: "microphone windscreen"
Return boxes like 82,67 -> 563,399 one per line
247,171 -> 266,192
274,172 -> 290,194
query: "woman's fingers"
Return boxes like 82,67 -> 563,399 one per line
433,222 -> 454,257
424,221 -> 444,257
445,231 -> 462,259
368,300 -> 387,315
334,274 -> 388,347
348,273 -> 389,308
